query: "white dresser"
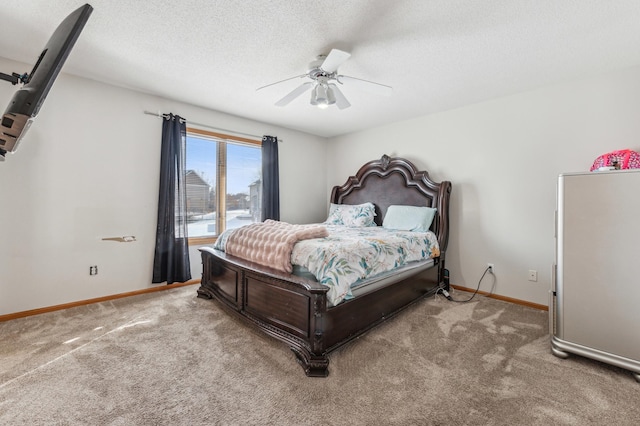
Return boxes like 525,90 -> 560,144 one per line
551,169 -> 640,382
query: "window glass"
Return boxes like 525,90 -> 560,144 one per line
185,129 -> 261,241
185,134 -> 217,238
225,143 -> 262,230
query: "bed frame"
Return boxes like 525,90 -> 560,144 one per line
197,155 -> 452,376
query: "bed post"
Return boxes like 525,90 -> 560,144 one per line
288,293 -> 330,377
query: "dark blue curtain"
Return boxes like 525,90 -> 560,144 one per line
261,135 -> 280,221
152,114 -> 191,284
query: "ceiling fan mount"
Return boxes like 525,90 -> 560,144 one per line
257,49 -> 392,110
307,56 -> 334,80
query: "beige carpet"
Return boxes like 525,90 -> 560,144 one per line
1,285 -> 638,425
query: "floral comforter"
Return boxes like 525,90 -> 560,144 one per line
215,224 -> 440,307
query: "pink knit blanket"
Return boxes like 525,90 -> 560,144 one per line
225,220 -> 329,273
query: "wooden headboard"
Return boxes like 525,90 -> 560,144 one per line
329,154 -> 452,251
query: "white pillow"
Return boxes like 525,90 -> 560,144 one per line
382,205 -> 436,232
324,202 -> 377,227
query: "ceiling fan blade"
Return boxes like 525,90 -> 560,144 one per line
256,74 -> 308,91
275,82 -> 314,106
321,49 -> 351,73
329,84 -> 351,110
338,75 -> 393,96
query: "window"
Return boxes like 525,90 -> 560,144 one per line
185,128 -> 261,243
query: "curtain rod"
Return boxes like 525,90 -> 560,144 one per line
143,111 -> 282,142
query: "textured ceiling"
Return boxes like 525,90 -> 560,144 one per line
1,1 -> 640,138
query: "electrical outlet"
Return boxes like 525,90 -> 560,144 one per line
487,263 -> 494,273
528,270 -> 537,282
89,265 -> 98,276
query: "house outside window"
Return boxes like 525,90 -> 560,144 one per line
186,127 -> 261,244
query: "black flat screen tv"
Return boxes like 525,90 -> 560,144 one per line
0,3 -> 93,161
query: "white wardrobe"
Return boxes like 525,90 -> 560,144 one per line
551,169 -> 640,382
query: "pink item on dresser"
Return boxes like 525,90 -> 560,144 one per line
590,149 -> 640,171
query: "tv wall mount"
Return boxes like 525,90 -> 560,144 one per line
0,71 -> 29,160
0,71 -> 29,85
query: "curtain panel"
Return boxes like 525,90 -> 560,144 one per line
152,113 -> 191,284
261,135 -> 280,221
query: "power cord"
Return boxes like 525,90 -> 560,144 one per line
437,265 -> 492,303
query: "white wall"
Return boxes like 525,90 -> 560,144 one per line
0,57 -> 327,315
327,65 -> 640,306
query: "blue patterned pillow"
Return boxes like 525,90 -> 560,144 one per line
324,202 -> 377,227
382,205 -> 436,232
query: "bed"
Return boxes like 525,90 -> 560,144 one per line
197,154 -> 452,376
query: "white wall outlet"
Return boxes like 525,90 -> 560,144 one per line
487,263 -> 494,273
528,270 -> 537,282
89,265 -> 98,276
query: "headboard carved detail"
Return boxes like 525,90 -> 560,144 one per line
380,154 -> 391,170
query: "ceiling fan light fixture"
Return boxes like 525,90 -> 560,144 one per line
310,83 -> 335,109
316,84 -> 328,103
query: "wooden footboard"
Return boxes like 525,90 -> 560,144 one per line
197,247 -> 442,376
198,247 -> 332,376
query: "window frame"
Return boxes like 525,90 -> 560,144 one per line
186,127 -> 261,245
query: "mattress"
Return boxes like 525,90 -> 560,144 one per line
293,258 -> 435,300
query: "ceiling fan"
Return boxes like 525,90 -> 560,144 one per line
257,48 -> 392,110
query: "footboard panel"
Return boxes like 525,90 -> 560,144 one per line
244,273 -> 312,339
214,263 -> 240,306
